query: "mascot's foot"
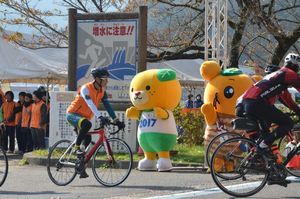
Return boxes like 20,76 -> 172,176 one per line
137,158 -> 157,171
157,158 -> 172,172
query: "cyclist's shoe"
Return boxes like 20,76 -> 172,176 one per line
75,149 -> 84,156
79,170 -> 89,178
267,179 -> 291,187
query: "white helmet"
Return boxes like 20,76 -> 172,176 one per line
284,53 -> 300,65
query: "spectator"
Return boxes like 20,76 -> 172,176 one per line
184,94 -> 194,108
41,90 -> 50,138
15,91 -> 26,154
194,94 -> 204,108
2,91 -> 16,153
30,90 -> 47,150
21,93 -> 33,153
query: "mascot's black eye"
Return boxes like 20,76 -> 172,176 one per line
146,85 -> 151,90
224,86 -> 234,98
131,88 -> 133,92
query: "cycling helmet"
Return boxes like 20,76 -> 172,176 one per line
284,53 -> 300,72
264,64 -> 280,74
91,67 -> 109,79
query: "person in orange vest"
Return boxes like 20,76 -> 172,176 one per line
21,93 -> 33,153
66,68 -> 125,178
14,92 -> 26,154
2,91 -> 16,153
30,90 -> 47,150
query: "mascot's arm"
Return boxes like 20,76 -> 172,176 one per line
126,106 -> 141,120
201,103 -> 217,125
153,107 -> 169,119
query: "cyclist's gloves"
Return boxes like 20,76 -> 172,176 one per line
114,118 -> 125,129
98,116 -> 110,125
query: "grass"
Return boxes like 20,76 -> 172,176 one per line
32,144 -> 205,165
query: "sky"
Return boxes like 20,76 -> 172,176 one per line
1,0 -> 68,34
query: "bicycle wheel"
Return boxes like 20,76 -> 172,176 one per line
278,130 -> 300,177
92,138 -> 133,187
205,132 -> 241,168
47,139 -> 77,186
0,148 -> 8,186
210,137 -> 269,197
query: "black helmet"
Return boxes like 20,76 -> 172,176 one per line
264,64 -> 280,74
91,68 -> 109,79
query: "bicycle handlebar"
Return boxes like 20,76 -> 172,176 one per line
94,116 -> 125,135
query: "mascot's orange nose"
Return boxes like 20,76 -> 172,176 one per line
135,91 -> 141,96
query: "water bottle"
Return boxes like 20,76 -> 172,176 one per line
282,142 -> 296,157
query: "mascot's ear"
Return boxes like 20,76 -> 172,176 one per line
157,69 -> 176,81
200,61 -> 221,81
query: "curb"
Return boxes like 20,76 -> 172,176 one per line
23,152 -> 206,172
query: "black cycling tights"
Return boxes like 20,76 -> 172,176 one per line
243,99 -> 294,145
76,119 -> 92,147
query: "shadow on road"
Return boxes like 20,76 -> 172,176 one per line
0,191 -> 68,195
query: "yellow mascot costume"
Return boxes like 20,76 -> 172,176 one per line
200,61 -> 261,172
126,69 -> 182,171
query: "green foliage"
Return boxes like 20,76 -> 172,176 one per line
19,158 -> 29,166
171,144 -> 204,164
173,106 -> 205,145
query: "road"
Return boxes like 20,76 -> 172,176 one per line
1,162 -> 300,199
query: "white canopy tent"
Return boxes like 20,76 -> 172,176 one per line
0,38 -> 67,84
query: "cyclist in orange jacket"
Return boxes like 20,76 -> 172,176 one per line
66,67 -> 125,178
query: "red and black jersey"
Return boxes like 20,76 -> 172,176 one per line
242,66 -> 300,113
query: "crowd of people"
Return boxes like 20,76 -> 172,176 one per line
0,86 -> 50,155
184,94 -> 204,108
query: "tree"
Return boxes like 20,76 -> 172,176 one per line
0,0 -> 300,67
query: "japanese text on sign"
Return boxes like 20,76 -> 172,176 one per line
93,23 -> 134,36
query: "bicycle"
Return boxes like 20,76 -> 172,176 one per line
47,117 -> 133,187
206,113 -> 297,169
0,123 -> 8,187
210,116 -> 300,197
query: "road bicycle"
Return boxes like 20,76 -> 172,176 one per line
209,116 -> 300,197
0,123 -> 8,187
206,113 -> 298,169
47,117 -> 133,187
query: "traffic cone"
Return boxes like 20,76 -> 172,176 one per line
287,155 -> 300,169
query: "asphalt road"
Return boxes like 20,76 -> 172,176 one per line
1,162 -> 300,199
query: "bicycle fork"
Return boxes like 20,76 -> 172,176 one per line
103,139 -> 116,164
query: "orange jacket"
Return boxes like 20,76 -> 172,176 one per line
67,82 -> 104,120
30,100 -> 46,128
15,101 -> 22,126
3,101 -> 16,126
21,104 -> 32,128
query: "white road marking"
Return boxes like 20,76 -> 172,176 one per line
143,176 -> 300,199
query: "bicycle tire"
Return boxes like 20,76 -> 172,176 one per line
278,131 -> 300,177
47,139 -> 77,186
205,131 -> 241,168
210,137 -> 269,197
92,138 -> 133,187
0,147 -> 8,186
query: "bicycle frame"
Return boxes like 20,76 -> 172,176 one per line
283,141 -> 300,166
83,128 -> 114,164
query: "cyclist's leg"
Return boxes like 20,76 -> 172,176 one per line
66,113 -> 91,150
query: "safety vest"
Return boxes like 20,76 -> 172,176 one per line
3,101 -> 16,126
67,82 -> 104,120
15,101 -> 22,126
21,105 -> 32,128
30,100 -> 45,128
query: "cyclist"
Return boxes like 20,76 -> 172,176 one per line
66,67 -> 125,178
236,53 -> 300,183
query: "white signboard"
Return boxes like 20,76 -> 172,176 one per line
76,20 -> 138,101
49,91 -> 137,152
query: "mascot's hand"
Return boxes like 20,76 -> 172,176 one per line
153,107 -> 169,119
201,103 -> 217,125
126,106 -> 140,120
